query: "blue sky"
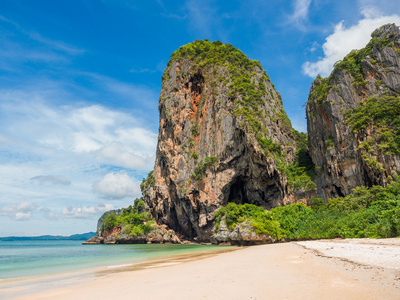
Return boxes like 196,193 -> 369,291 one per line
0,0 -> 399,236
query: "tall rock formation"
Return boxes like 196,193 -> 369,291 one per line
143,41 -> 303,241
306,24 -> 400,199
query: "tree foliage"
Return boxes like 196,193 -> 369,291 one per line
140,171 -> 156,195
214,175 -> 400,240
345,95 -> 400,156
101,199 -> 154,237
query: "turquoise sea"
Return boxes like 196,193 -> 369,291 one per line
0,240 -> 227,280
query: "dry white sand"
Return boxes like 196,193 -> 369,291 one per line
2,239 -> 400,300
297,238 -> 400,270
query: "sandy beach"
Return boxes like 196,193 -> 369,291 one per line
2,239 -> 400,300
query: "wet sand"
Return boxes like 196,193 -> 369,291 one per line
3,239 -> 400,300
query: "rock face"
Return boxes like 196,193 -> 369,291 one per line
306,24 -> 400,199
143,41 -> 300,241
84,224 -> 182,244
210,218 -> 275,246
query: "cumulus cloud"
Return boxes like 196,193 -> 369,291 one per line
61,203 -> 114,219
302,10 -> 400,77
92,171 -> 141,199
30,175 -> 71,185
0,201 -> 38,220
66,105 -> 157,169
0,95 -> 157,169
95,142 -> 149,170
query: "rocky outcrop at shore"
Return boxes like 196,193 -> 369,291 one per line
142,40 -> 308,242
210,217 -> 275,246
306,24 -> 400,199
83,223 -> 182,244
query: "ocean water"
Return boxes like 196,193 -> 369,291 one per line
0,240 -> 226,280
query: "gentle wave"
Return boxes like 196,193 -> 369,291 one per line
106,263 -> 135,269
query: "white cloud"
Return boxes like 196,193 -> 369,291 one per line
308,41 -> 319,53
0,16 -> 86,61
31,175 -> 71,185
288,0 -> 312,26
0,201 -> 38,220
61,203 -> 114,219
93,171 -> 141,199
28,32 -> 85,55
95,142 -> 149,170
302,10 -> 400,77
82,72 -> 159,106
129,68 -> 157,73
15,212 -> 32,220
0,93 -> 157,169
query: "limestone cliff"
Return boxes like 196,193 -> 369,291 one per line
143,40 -> 305,241
306,24 -> 400,199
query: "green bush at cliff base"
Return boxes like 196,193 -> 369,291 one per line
214,203 -> 282,238
213,176 -> 400,240
101,199 -> 155,237
273,179 -> 400,239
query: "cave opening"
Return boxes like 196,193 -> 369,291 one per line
227,177 -> 249,205
226,175 -> 282,209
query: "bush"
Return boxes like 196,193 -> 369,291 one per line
213,176 -> 400,241
214,203 -> 282,239
101,201 -> 155,237
140,171 -> 156,195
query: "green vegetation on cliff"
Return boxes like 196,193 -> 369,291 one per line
140,171 -> 155,196
276,130 -> 316,192
101,199 -> 154,236
165,40 -> 289,158
164,39 -> 270,111
285,130 -> 316,191
344,94 -> 400,172
164,40 -> 264,77
309,24 -> 399,105
214,175 -> 400,239
333,26 -> 397,88
345,95 -> 400,156
191,156 -> 218,180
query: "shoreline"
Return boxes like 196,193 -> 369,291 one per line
3,238 -> 399,300
0,245 -> 238,300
